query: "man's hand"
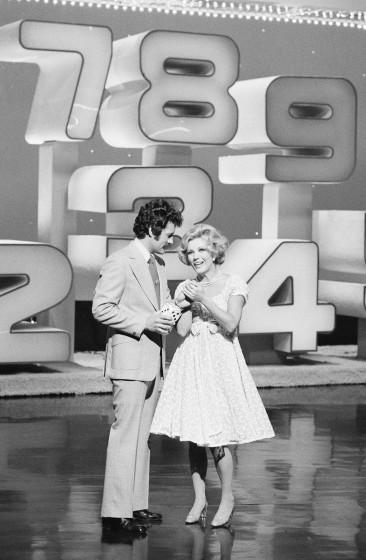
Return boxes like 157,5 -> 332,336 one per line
145,311 -> 175,334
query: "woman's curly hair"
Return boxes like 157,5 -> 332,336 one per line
178,224 -> 229,265
133,199 -> 183,239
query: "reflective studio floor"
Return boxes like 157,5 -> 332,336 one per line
1,385 -> 366,560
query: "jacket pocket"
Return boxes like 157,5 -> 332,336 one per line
111,340 -> 141,371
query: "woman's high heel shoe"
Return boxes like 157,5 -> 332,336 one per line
185,501 -> 208,525
210,506 -> 235,529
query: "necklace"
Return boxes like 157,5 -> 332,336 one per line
197,271 -> 223,286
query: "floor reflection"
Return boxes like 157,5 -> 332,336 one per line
0,386 -> 366,559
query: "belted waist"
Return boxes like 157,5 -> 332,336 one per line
190,320 -> 220,336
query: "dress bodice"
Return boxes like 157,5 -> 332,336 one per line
191,300 -> 217,322
176,274 -> 249,337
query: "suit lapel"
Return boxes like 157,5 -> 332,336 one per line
126,241 -> 159,310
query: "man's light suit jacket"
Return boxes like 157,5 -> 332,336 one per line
92,239 -> 171,381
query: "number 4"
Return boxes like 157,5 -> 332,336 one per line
224,240 -> 335,352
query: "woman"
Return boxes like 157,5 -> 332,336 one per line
150,224 -> 274,528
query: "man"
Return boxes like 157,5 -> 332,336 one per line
92,198 -> 183,538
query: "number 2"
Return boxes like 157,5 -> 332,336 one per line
0,242 -> 72,362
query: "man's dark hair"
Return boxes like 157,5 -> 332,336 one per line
133,198 -> 183,239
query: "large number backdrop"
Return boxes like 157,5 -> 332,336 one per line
0,0 -> 365,364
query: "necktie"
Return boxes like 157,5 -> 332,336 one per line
148,254 -> 160,305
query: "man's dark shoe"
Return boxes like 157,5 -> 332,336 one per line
133,509 -> 162,523
102,517 -> 148,535
101,529 -> 135,544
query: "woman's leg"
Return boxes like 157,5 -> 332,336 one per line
210,446 -> 235,526
186,442 -> 208,523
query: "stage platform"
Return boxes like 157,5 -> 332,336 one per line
1,386 -> 366,560
0,345 -> 366,397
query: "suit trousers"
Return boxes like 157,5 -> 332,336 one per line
101,371 -> 160,518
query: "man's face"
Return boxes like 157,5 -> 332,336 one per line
151,222 -> 176,254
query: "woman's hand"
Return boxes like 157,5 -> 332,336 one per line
182,280 -> 206,303
174,289 -> 191,310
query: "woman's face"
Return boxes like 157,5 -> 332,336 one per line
186,237 -> 215,276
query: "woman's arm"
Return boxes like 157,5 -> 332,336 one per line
175,308 -> 193,337
174,281 -> 193,337
183,281 -> 245,334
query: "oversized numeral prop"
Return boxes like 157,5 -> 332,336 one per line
0,20 -> 358,365
223,240 -> 335,352
99,30 -> 239,147
313,211 -> 366,357
0,242 -> 72,362
313,211 -> 366,278
220,76 -> 356,183
219,76 -> 357,240
0,20 -> 112,142
218,76 -> 356,359
68,166 -> 213,298
318,282 -> 366,318
0,20 -> 112,359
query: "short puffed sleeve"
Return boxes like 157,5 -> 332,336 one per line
174,280 -> 189,299
228,275 -> 249,302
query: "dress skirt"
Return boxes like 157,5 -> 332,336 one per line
151,319 -> 275,447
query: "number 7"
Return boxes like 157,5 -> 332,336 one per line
0,20 -> 112,143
